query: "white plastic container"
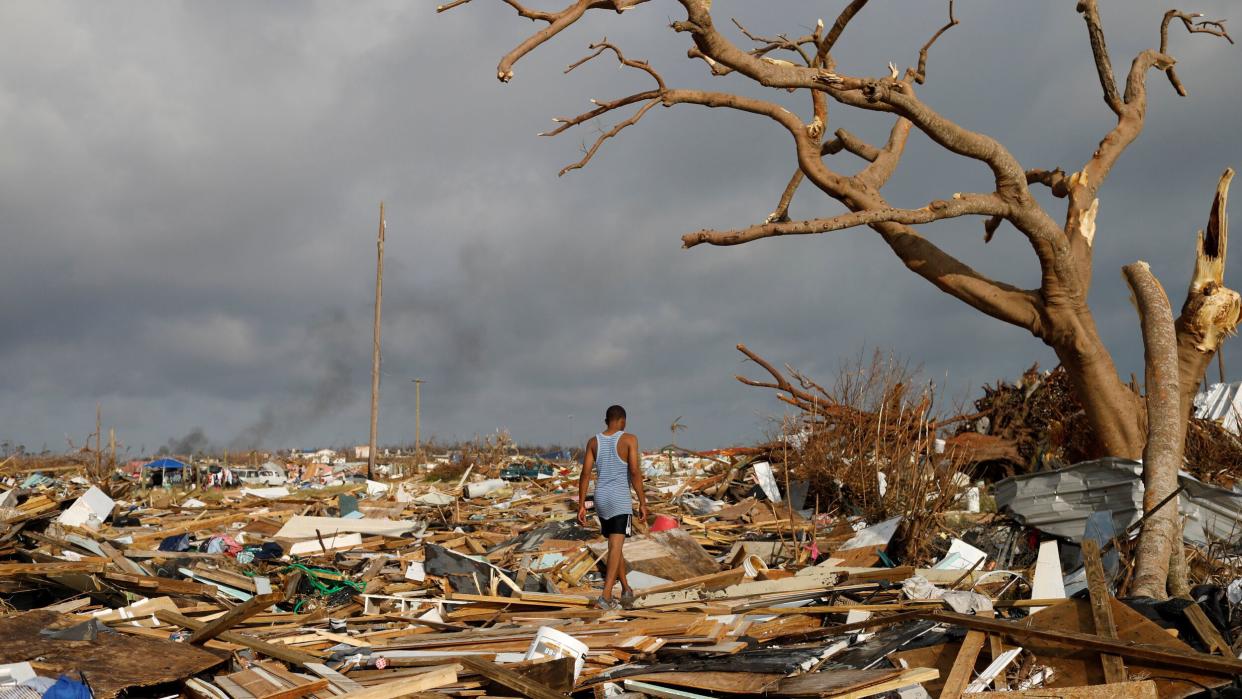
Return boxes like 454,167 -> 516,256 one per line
964,486 -> 981,513
741,554 -> 768,578
525,626 -> 589,679
464,478 -> 507,499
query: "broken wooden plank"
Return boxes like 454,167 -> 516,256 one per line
920,611 -> 1242,675
106,572 -> 218,596
184,677 -> 233,699
1082,538 -> 1126,684
333,664 -> 460,699
458,655 -> 570,699
1183,602 -> 1232,656
619,671 -> 782,695
0,559 -> 108,576
963,679 -> 1159,698
255,678 -> 328,699
155,609 -> 320,666
511,658 -> 575,694
632,567 -> 747,598
768,668 -> 913,697
940,630 -> 987,699
826,668 -> 938,699
304,662 -> 364,692
190,593 -> 285,645
622,680 -> 715,699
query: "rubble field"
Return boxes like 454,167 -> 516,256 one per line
2,368 -> 1242,699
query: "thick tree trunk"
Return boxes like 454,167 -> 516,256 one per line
1168,518 -> 1191,599
1124,262 -> 1185,600
1048,309 -> 1145,459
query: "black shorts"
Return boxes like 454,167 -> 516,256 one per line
599,514 -> 631,537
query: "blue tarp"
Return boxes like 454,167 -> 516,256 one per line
143,457 -> 187,470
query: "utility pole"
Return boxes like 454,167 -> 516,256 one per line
95,404 -> 102,480
368,202 -> 386,480
412,379 -> 425,460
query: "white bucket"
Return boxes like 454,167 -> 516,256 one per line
524,626 -> 589,679
964,486 -> 980,513
464,478 -> 506,499
741,554 -> 768,578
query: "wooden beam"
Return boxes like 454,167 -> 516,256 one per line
633,567 -> 747,598
1183,602 -> 1232,656
1082,538 -> 1127,683
255,678 -> 328,699
458,655 -> 571,699
940,630 -> 986,699
155,609 -> 320,666
189,592 -> 285,644
127,512 -> 253,547
304,663 -> 364,692
334,664 -> 460,699
105,572 -> 217,596
920,611 -> 1242,675
0,559 -> 108,576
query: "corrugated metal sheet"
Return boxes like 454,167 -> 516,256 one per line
1194,381 -> 1242,433
994,458 -> 1242,546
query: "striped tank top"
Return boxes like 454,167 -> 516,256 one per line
593,431 -> 632,519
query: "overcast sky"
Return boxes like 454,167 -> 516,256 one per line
1,1 -> 1239,455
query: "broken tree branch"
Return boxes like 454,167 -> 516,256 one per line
438,0 -> 651,82
859,118 -> 913,188
816,0 -> 869,70
1027,168 -> 1072,198
682,194 -> 1006,248
1175,168 -> 1241,417
909,1 -> 959,84
1123,261 -> 1186,600
1161,10 -> 1233,96
832,128 -> 879,162
731,18 -> 815,67
564,40 -> 666,91
1076,0 -> 1124,114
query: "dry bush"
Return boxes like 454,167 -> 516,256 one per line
430,431 -> 517,481
744,346 -> 973,564
965,364 -> 1242,487
426,461 -> 470,483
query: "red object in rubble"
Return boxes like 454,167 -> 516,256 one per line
650,514 -> 679,532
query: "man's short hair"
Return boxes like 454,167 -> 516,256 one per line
605,405 -> 626,423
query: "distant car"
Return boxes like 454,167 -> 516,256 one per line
500,461 -> 555,481
237,468 -> 287,486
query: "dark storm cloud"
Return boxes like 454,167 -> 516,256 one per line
1,1 -> 1240,452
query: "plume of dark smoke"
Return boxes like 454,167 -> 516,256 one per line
157,427 -> 211,456
229,311 -> 358,451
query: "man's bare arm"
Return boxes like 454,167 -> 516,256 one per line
577,437 -> 596,525
625,435 -> 648,524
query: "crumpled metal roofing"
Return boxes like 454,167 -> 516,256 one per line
1194,381 -> 1242,434
994,457 -> 1242,546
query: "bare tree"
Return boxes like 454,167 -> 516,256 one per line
441,0 -> 1238,597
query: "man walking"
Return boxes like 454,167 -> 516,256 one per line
577,404 -> 648,609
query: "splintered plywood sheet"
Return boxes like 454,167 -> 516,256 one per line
964,680 -> 1159,698
274,515 -> 417,540
587,529 -> 718,581
1020,598 -> 1231,699
618,672 -> 784,694
0,610 -> 223,698
769,668 -> 905,696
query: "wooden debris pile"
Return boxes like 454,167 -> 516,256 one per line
0,445 -> 1238,699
